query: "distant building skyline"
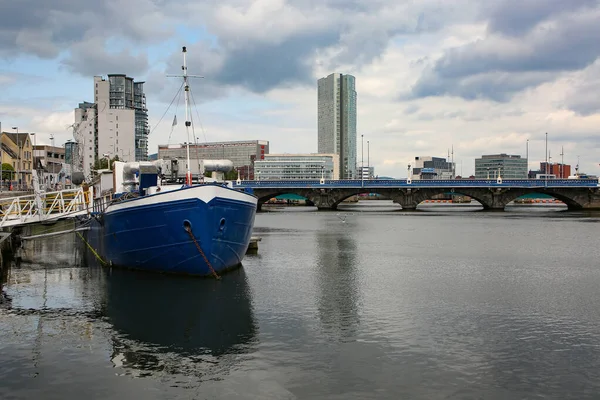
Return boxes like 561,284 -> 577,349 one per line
317,73 -> 357,179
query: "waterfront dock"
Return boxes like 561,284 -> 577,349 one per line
246,236 -> 261,254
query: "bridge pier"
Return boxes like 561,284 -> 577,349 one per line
309,193 -> 339,210
388,189 -> 426,211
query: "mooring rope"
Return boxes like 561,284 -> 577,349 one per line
184,224 -> 220,280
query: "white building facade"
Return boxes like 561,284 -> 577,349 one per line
357,166 -> 375,180
73,74 -> 149,180
254,154 -> 339,180
33,144 -> 67,189
318,73 -> 357,179
411,156 -> 455,180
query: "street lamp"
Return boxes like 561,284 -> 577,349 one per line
367,140 -> 370,179
545,132 -> 548,186
30,132 -> 37,189
526,139 -> 529,178
0,131 -> 2,191
320,165 -> 325,185
361,134 -> 364,187
12,127 -> 19,189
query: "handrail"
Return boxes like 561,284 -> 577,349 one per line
0,186 -> 93,228
231,178 -> 599,189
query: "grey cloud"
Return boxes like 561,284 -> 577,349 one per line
484,0 -> 599,36
0,0 -> 105,58
411,70 -> 556,102
2,0 -> 475,93
563,61 -> 600,116
403,105 -> 419,115
214,31 -> 341,93
0,0 -> 171,61
411,5 -> 600,102
61,38 -> 149,77
163,0 -> 476,94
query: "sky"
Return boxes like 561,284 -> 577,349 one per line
1,0 -> 599,178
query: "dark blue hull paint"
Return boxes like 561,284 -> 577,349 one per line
87,190 -> 257,276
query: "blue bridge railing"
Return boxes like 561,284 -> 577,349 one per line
233,178 -> 600,189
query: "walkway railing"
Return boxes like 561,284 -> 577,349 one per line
233,178 -> 600,189
0,186 -> 93,228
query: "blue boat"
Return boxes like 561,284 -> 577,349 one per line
89,177 -> 257,275
86,47 -> 257,276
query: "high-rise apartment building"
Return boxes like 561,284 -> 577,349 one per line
317,73 -> 357,179
73,74 -> 149,179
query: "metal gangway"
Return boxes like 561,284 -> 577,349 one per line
0,186 -> 93,228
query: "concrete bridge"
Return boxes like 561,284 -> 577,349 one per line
232,178 -> 600,211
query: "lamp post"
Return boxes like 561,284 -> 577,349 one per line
367,140 -> 370,179
30,132 -> 37,189
66,139 -> 73,187
0,131 -> 2,192
361,134 -> 364,187
545,132 -> 548,186
526,139 -> 529,178
560,146 -> 564,179
12,127 -> 19,189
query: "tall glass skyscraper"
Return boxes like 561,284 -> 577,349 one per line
317,73 -> 357,179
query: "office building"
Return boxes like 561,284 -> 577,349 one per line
539,162 -> 571,179
158,140 -> 269,180
73,74 -> 149,179
357,166 -> 375,180
475,154 -> 527,179
412,156 -> 455,180
254,154 -> 339,180
318,73 -> 357,179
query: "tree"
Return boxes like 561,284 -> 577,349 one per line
203,169 -> 239,180
93,155 -> 121,172
1,163 -> 14,181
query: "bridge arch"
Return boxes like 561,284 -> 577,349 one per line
500,189 -> 584,209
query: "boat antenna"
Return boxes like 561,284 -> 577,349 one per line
167,46 -> 204,185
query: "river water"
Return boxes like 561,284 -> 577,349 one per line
1,201 -> 600,399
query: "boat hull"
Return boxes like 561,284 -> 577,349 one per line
88,184 -> 257,275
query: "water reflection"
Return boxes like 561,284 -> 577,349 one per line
13,221 -> 84,267
314,216 -> 361,340
101,267 -> 258,377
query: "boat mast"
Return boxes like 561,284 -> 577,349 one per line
182,46 -> 192,186
167,46 -> 203,185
